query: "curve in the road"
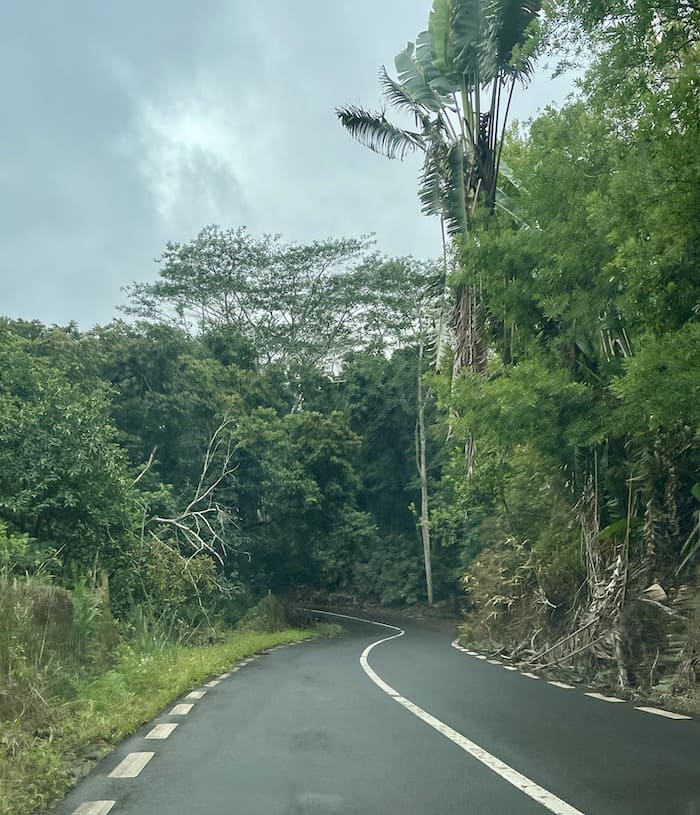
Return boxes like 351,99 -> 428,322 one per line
311,609 -> 586,815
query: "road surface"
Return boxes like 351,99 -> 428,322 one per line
55,611 -> 700,815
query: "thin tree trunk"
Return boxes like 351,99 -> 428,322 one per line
416,336 -> 433,605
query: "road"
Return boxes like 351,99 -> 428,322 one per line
56,612 -> 700,815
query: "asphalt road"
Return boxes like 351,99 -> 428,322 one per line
55,612 -> 700,815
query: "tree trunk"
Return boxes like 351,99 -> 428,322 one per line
416,338 -> 433,605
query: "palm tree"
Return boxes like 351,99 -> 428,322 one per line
337,0 -> 540,377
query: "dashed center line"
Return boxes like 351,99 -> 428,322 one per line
169,703 -> 194,715
585,692 -> 624,703
108,752 -> 154,778
71,803 -> 115,815
635,706 -> 691,720
145,723 -> 178,739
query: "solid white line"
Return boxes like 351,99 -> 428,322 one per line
186,690 -> 207,700
145,723 -> 178,739
585,692 -> 624,703
169,703 -> 194,715
635,706 -> 691,720
318,610 -> 586,815
548,681 -> 575,689
71,803 -> 115,815
521,672 -> 540,679
108,752 -> 154,778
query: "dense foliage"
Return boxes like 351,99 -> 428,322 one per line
1,1 -> 698,760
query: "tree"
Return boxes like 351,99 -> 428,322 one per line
123,226 -> 425,373
337,0 -> 541,376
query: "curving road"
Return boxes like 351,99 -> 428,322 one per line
55,612 -> 700,815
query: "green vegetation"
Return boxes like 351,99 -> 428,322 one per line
1,0 -> 699,811
0,613 -> 327,815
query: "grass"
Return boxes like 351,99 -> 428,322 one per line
0,624 -> 338,815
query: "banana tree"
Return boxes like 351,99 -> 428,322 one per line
337,0 -> 540,376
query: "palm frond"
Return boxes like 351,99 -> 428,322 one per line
379,67 -> 434,131
336,106 -> 425,160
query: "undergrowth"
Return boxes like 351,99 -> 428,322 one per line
0,626 -> 335,815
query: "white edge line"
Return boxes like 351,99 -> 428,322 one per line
169,703 -> 194,715
145,723 -> 178,739
635,706 -> 691,720
521,672 -> 540,679
108,752 -> 154,778
585,692 -> 625,703
72,803 -> 115,815
548,681 -> 575,689
317,610 -> 586,815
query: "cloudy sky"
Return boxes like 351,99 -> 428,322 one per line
1,1 -> 576,328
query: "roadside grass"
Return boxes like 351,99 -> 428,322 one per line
0,624 -> 339,815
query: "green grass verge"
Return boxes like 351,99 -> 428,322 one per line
0,625 -> 338,815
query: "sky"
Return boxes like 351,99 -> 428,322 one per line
0,1 -> 577,328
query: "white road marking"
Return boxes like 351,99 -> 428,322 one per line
487,659 -> 502,665
585,692 -> 624,703
231,666 -> 240,672
145,723 -> 178,739
218,672 -> 231,679
635,706 -> 691,720
311,609 -> 586,815
548,681 -> 575,689
204,680 -> 220,687
72,803 -> 115,815
169,703 -> 194,715
108,752 -> 154,778
186,690 -> 207,700
521,672 -> 540,679
503,666 -> 519,671
474,654 -> 487,660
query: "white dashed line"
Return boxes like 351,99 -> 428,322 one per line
71,803 -> 115,815
635,706 -> 691,720
312,609 -> 586,815
474,654 -> 488,660
145,723 -> 178,739
186,690 -> 207,700
487,659 -> 502,665
218,672 -> 231,679
521,672 -> 540,679
585,692 -> 624,703
503,666 -> 519,671
548,681 -> 575,689
108,752 -> 154,778
231,666 -> 240,672
204,680 -> 220,687
169,703 -> 194,715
